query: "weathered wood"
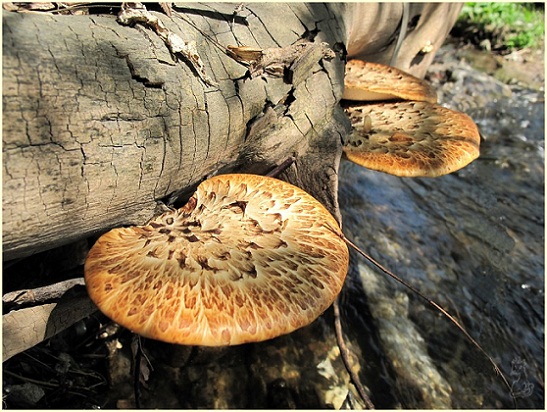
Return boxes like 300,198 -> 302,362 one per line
2,289 -> 97,361
2,2 -> 468,366
4,5 -> 497,410
3,277 -> 85,306
346,3 -> 463,78
2,3 -> 350,260
3,3 -> 464,261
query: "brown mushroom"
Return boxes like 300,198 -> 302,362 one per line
343,101 -> 481,177
343,59 -> 438,103
84,174 -> 349,346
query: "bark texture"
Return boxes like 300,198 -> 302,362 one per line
3,3 -> 350,260
3,2 -> 463,261
347,3 -> 463,78
3,288 -> 95,361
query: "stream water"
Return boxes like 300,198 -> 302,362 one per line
337,43 -> 544,408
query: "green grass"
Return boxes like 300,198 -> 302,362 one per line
456,2 -> 544,50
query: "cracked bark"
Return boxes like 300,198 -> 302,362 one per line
3,4 -> 352,260
3,3 -> 461,260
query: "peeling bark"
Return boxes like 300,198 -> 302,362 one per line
346,3 -> 463,78
3,288 -> 96,361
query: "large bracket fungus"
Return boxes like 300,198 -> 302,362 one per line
84,59 -> 482,347
343,101 -> 481,177
84,174 -> 349,346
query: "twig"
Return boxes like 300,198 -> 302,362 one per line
4,369 -> 103,398
333,297 -> 375,409
3,278 -> 85,306
3,370 -> 59,389
131,335 -> 153,408
132,335 -> 143,409
266,156 -> 296,178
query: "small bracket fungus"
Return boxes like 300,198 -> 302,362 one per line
343,101 -> 481,177
343,59 -> 438,103
85,174 -> 349,346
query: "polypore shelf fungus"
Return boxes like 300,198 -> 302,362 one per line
84,174 -> 349,346
342,59 -> 481,177
343,60 -> 438,103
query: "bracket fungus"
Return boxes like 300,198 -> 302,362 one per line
343,59 -> 438,103
84,174 -> 349,346
342,59 -> 481,177
343,101 -> 481,177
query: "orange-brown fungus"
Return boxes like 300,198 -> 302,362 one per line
343,101 -> 481,177
343,59 -> 438,103
84,174 -> 349,346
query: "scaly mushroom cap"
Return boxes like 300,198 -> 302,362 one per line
84,174 -> 349,346
343,59 -> 438,103
343,101 -> 481,177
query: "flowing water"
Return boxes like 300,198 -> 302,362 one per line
337,44 -> 544,408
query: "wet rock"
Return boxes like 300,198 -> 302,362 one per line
427,43 -> 513,111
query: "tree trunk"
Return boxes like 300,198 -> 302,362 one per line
3,2 -> 462,261
347,3 -> 463,78
3,3 -> 351,260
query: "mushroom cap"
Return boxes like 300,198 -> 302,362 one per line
343,59 -> 438,103
343,101 -> 481,177
84,174 -> 349,346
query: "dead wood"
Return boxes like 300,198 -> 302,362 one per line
3,278 -> 86,306
3,289 -> 97,361
3,3 -> 350,260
